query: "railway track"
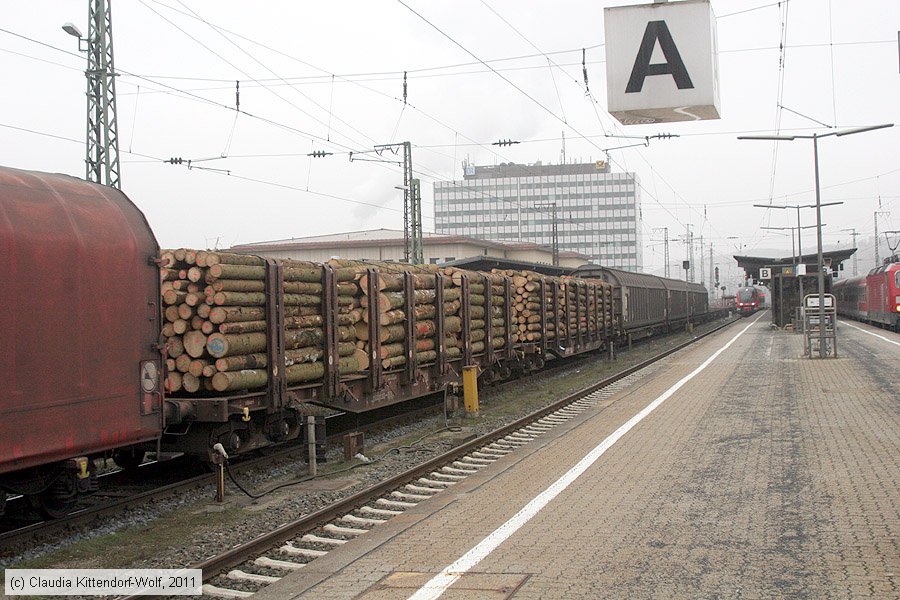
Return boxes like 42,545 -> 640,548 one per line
0,323 -> 664,552
130,317 -> 738,600
1,315 -> 735,562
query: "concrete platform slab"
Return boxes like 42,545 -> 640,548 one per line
254,314 -> 900,599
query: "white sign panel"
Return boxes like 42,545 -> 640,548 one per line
759,268 -> 772,280
604,0 -> 720,124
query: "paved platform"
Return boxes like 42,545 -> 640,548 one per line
255,314 -> 900,599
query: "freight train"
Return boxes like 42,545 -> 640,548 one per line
832,260 -> 900,330
0,167 -> 715,517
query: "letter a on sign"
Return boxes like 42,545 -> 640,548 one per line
604,0 -> 720,124
625,21 -> 693,93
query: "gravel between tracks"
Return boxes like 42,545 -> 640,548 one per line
0,318 -> 733,574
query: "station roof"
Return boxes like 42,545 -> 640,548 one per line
734,248 -> 857,280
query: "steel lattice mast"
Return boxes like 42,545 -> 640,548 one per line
85,0 -> 120,188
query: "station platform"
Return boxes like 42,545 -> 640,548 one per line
255,314 -> 900,599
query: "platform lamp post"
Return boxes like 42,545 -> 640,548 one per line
740,123 -> 894,357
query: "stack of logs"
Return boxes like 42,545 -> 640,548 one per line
160,252 -> 613,398
343,260 -> 464,370
491,269 -> 612,344
160,249 -> 367,394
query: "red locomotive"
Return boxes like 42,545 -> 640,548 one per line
833,260 -> 900,330
735,286 -> 761,315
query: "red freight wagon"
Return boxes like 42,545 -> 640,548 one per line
0,167 -> 163,516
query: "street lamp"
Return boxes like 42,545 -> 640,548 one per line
740,123 -> 894,357
61,22 -> 87,51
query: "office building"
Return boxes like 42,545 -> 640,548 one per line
434,161 -> 642,271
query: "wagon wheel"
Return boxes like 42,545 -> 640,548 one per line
28,476 -> 78,519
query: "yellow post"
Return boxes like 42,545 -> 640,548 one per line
462,365 -> 479,417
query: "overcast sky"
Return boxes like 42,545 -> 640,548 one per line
2,0 -> 898,286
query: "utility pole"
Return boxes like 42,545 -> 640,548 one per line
64,0 -> 121,188
688,226 -> 695,282
653,227 -> 669,277
709,243 -> 714,295
841,228 -> 860,275
875,207 -> 889,268
699,235 -> 705,289
375,141 -> 422,263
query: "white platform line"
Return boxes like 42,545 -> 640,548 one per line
407,312 -> 764,600
841,320 -> 900,347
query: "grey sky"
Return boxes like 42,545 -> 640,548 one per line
2,0 -> 898,287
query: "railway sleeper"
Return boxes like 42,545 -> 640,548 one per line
254,556 -> 305,571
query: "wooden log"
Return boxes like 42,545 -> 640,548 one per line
166,371 -> 183,393
183,331 -> 209,358
283,265 -> 355,283
354,322 -> 405,343
172,319 -> 189,335
184,292 -> 205,307
359,292 -> 404,311
210,369 -> 267,392
359,272 -> 435,293
165,357 -> 176,372
208,306 -> 265,324
164,305 -> 180,323
207,263 -> 266,281
177,303 -> 195,321
212,355 -> 365,392
174,354 -> 192,373
285,328 -> 324,350
187,266 -> 204,283
204,252 -> 266,267
197,303 -> 212,319
212,291 -> 266,306
182,373 -> 201,393
281,281 -> 322,294
218,320 -> 267,335
208,279 -> 267,293
163,290 -> 186,305
201,321 -> 215,335
166,336 -> 185,358
378,342 -> 405,360
161,323 -> 176,338
444,300 -> 461,315
202,364 -> 217,378
363,308 -> 405,325
189,359 -> 209,377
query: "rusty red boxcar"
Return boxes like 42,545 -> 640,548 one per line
0,167 -> 163,516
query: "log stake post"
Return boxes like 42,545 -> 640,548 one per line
503,277 -> 513,359
323,265 -> 340,399
575,282 -> 583,353
593,285 -> 600,346
482,274 -> 494,365
565,283 -> 573,353
403,272 -> 418,386
264,259 -> 286,410
550,280 -> 560,355
461,275 -> 472,367
366,269 -> 382,392
539,278 -> 547,355
433,274 -> 446,385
